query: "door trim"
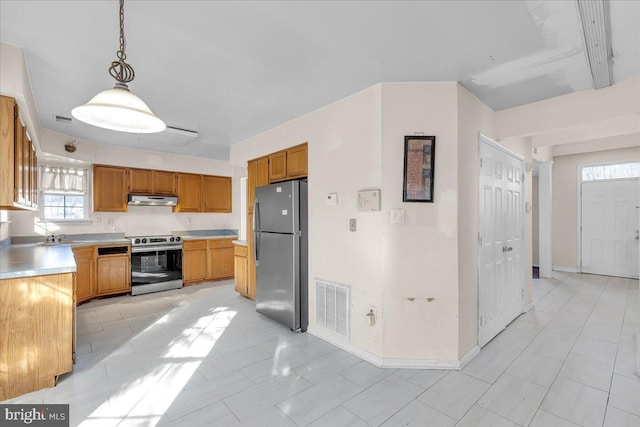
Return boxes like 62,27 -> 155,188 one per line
477,133 -> 526,347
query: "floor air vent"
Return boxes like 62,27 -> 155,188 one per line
315,279 -> 350,338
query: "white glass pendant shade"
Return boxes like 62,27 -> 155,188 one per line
71,84 -> 165,133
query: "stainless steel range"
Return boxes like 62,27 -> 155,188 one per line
127,235 -> 183,296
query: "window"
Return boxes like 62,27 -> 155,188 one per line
581,161 -> 640,182
40,166 -> 89,221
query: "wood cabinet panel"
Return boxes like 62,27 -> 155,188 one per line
286,144 -> 308,179
72,246 -> 96,304
208,246 -> 234,279
0,96 -> 38,210
175,173 -> 202,212
183,246 -> 207,284
202,175 -> 232,213
268,151 -> 287,182
93,165 -> 128,212
0,96 -> 15,208
152,170 -> 177,195
183,239 -> 207,250
96,254 -> 130,296
234,248 -> 248,295
247,157 -> 268,214
0,273 -> 74,400
129,168 -> 152,194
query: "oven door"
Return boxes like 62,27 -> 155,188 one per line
131,247 -> 182,286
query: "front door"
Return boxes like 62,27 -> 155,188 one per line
478,135 -> 525,347
581,178 -> 639,278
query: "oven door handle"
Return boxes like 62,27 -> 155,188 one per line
131,245 -> 182,253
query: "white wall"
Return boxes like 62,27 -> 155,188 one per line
10,128 -> 236,238
552,146 -> 640,269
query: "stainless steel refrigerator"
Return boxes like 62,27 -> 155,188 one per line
254,180 -> 308,332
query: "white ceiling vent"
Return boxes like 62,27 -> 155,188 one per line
316,279 -> 350,338
136,126 -> 199,146
576,0 -> 613,89
54,115 -> 72,124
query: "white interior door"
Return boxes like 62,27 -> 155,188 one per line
479,136 -> 525,347
581,178 -> 639,279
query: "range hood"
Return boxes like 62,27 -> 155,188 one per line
128,194 -> 178,206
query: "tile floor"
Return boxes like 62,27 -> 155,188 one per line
4,273 -> 639,427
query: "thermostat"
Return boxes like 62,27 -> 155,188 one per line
358,189 -> 381,211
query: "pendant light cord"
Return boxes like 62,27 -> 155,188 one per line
109,0 -> 135,84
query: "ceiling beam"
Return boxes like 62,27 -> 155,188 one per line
576,0 -> 613,89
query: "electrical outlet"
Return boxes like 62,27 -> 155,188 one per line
187,217 -> 192,225
106,217 -> 113,225
349,218 -> 357,232
95,217 -> 101,224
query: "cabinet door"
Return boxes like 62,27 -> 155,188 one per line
247,157 -> 268,214
96,255 -> 130,295
286,144 -> 308,179
152,170 -> 177,195
93,165 -> 128,212
0,96 -> 16,208
22,129 -> 31,207
14,116 -> 24,205
268,151 -> 287,182
234,253 -> 248,295
73,246 -> 95,303
30,146 -> 37,208
208,239 -> 234,279
129,168 -> 152,194
175,173 -> 202,212
202,176 -> 232,213
183,248 -> 207,283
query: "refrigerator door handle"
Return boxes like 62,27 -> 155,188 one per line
254,199 -> 260,265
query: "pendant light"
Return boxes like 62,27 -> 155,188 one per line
72,0 -> 165,133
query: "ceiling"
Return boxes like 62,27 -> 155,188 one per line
1,1 -> 638,160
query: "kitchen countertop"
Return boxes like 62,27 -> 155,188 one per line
181,235 -> 238,241
232,240 -> 247,246
0,244 -> 77,280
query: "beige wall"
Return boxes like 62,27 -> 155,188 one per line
456,85 -> 496,357
532,175 -> 539,266
552,146 -> 640,269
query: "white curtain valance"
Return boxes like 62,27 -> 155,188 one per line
40,166 -> 87,193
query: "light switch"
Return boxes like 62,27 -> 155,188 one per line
390,208 -> 405,223
349,218 -> 357,232
327,193 -> 338,206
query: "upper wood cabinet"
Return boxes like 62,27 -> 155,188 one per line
0,95 -> 38,210
267,143 -> 308,183
152,170 -> 177,195
286,144 -> 308,179
268,151 -> 287,182
128,168 -> 152,194
93,165 -> 128,212
202,175 -> 232,213
128,168 -> 177,195
247,156 -> 268,213
175,173 -> 202,212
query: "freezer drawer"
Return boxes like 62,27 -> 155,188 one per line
255,232 -> 300,330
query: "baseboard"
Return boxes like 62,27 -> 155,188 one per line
307,325 -> 480,370
552,265 -> 578,273
522,301 -> 535,313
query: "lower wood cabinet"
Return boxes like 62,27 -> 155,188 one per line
72,246 -> 96,304
183,238 -> 235,285
96,250 -> 131,296
0,272 -> 74,400
183,240 -> 208,284
233,243 -> 249,297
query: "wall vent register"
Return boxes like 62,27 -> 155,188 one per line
316,279 -> 350,338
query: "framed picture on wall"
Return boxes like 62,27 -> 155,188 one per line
403,135 -> 435,202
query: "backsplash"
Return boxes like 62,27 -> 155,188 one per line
8,205 -> 237,238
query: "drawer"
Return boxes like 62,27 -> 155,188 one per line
183,240 -> 207,250
207,238 -> 234,249
234,245 -> 247,257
